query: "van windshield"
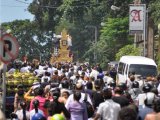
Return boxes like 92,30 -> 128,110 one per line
129,64 -> 157,77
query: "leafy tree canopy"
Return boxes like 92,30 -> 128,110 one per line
116,44 -> 141,60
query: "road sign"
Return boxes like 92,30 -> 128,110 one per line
0,34 -> 19,64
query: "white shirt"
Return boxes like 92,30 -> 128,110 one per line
8,68 -> 15,74
103,76 -> 113,84
65,92 -> 93,108
158,83 -> 160,96
137,92 -> 155,106
20,67 -> 30,73
34,69 -> 45,76
73,65 -> 78,72
67,37 -> 72,46
90,69 -> 99,80
41,76 -> 51,83
47,67 -> 53,76
16,110 -> 30,120
137,93 -> 147,106
97,99 -> 121,120
126,79 -> 133,89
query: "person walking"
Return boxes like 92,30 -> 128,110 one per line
145,99 -> 160,120
94,88 -> 121,120
66,91 -> 88,120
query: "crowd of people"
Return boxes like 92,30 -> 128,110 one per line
3,61 -> 160,120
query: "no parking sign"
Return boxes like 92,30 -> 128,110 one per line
0,34 -> 19,64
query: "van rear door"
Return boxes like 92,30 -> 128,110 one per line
117,62 -> 126,83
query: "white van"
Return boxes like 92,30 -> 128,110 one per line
117,56 -> 157,83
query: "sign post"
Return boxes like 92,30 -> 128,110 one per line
0,34 -> 19,63
129,4 -> 146,56
0,33 -> 19,112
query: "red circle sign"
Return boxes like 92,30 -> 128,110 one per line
0,34 -> 19,64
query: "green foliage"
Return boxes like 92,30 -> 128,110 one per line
55,18 -> 75,34
26,0 -> 135,63
116,45 -> 141,60
149,0 -> 160,25
3,0 -> 151,64
96,17 -> 131,63
28,0 -> 63,31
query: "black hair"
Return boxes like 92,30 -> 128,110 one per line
103,88 -> 112,100
20,101 -> 27,120
86,82 -> 93,90
142,83 -> 152,93
44,71 -> 49,76
132,81 -> 139,88
151,88 -> 158,96
127,104 -> 138,115
54,70 -> 58,75
129,75 -> 135,82
118,106 -> 137,120
61,81 -> 69,89
153,99 -> 160,113
62,91 -> 70,98
50,88 -> 60,101
50,82 -> 59,88
73,91 -> 81,101
17,84 -> 23,89
118,83 -> 127,91
37,87 -> 44,96
94,79 -> 101,88
33,99 -> 39,113
22,63 -> 27,67
114,87 -> 123,95
48,90 -> 61,116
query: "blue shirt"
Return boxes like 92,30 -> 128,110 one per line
138,105 -> 153,120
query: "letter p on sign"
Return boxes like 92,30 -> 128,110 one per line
0,34 -> 19,64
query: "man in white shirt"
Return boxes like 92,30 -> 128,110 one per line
90,67 -> 99,80
41,71 -> 51,83
103,72 -> 113,85
94,88 -> 121,120
20,66 -> 30,73
65,82 -> 93,109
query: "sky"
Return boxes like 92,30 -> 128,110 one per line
0,0 -> 34,24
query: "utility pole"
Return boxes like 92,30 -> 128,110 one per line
147,15 -> 154,59
85,26 -> 98,64
133,0 -> 142,53
133,0 -> 148,57
94,26 -> 98,64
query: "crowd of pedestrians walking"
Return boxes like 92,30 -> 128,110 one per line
2,61 -> 160,120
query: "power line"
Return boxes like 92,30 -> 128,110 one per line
4,0 -> 100,9
15,0 -> 30,5
14,0 -> 100,8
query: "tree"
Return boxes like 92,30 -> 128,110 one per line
1,20 -> 52,61
91,17 -> 132,67
28,0 -> 63,31
116,45 -> 141,60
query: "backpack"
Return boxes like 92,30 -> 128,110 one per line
83,93 -> 94,118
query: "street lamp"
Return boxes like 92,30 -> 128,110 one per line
85,25 -> 98,63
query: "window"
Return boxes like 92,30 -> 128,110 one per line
62,40 -> 67,46
125,64 -> 128,75
129,64 -> 157,77
118,62 -> 125,74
